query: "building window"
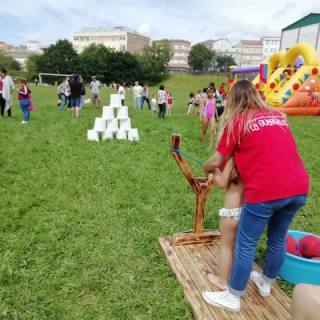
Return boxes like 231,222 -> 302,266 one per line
120,44 -> 126,52
119,36 -> 126,41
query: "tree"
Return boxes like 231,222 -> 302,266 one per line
0,50 -> 20,71
105,51 -> 142,85
37,39 -> 80,75
139,42 -> 171,84
215,54 -> 236,72
26,54 -> 41,81
188,44 -> 215,72
79,44 -> 112,82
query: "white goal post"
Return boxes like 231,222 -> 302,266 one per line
38,73 -> 72,84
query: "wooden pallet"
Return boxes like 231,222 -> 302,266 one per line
159,236 -> 292,320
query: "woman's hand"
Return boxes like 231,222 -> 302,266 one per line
203,151 -> 224,175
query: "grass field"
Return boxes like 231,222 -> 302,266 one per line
0,74 -> 319,319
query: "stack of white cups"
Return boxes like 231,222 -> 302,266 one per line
87,94 -> 139,142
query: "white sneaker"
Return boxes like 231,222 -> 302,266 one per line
21,120 -> 28,124
250,271 -> 271,297
202,290 -> 240,312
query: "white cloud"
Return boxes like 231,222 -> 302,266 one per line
0,0 -> 319,45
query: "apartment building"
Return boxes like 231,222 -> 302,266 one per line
154,39 -> 191,72
0,40 -> 44,69
200,37 -> 241,65
262,36 -> 281,60
72,26 -> 150,54
237,40 -> 263,67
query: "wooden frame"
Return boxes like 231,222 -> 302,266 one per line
171,134 -> 220,245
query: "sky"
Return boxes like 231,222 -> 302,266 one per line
1,0 -> 320,46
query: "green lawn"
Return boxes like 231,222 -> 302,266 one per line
0,74 -> 319,319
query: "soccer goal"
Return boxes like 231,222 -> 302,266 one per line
38,73 -> 72,85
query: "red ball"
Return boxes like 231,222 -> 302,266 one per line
270,82 -> 276,89
299,235 -> 320,258
286,235 -> 301,255
312,68 -> 318,75
292,83 -> 299,90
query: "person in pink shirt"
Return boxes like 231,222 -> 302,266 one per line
166,91 -> 174,115
17,79 -> 31,124
202,80 -> 309,312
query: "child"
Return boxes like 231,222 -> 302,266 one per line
167,92 -> 174,115
194,90 -> 201,115
187,92 -> 194,115
218,83 -> 227,101
207,157 -> 243,290
17,79 -> 31,124
199,88 -> 208,121
117,81 -> 125,106
151,94 -> 157,113
201,87 -> 217,147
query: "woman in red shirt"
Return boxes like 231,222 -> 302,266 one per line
202,80 -> 309,312
18,79 -> 31,124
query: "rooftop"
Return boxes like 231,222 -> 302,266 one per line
154,39 -> 191,44
282,13 -> 320,31
75,26 -> 139,34
240,40 -> 263,45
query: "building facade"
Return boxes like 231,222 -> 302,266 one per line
200,38 -> 241,65
0,40 -> 44,70
262,36 -> 281,60
27,40 -> 43,53
236,40 -> 263,67
154,39 -> 191,72
72,27 -> 150,54
280,13 -> 320,57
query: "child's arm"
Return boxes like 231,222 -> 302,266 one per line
213,157 -> 234,189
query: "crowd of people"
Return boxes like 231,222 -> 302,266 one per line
1,66 -> 319,318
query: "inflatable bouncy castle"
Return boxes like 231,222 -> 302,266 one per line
229,43 -> 320,115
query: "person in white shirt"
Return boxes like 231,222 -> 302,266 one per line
117,81 -> 125,106
0,68 -> 14,117
57,77 -> 70,111
157,84 -> 167,118
89,76 -> 102,107
132,81 -> 143,109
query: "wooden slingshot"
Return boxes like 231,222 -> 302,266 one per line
171,134 -> 220,246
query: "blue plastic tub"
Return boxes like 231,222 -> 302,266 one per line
278,230 -> 320,285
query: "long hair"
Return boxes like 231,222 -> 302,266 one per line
218,80 -> 273,145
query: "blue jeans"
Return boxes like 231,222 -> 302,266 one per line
141,96 -> 151,110
158,103 -> 166,118
60,94 -> 66,110
229,194 -> 307,295
20,99 -> 30,121
134,96 -> 142,109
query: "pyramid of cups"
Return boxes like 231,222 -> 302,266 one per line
87,94 -> 139,142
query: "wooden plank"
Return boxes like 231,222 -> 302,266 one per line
203,244 -> 291,319
159,236 -> 292,320
159,237 -> 216,320
178,245 -> 238,320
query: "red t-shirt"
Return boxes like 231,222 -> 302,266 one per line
217,110 -> 309,203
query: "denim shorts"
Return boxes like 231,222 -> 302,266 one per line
71,97 -> 81,107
